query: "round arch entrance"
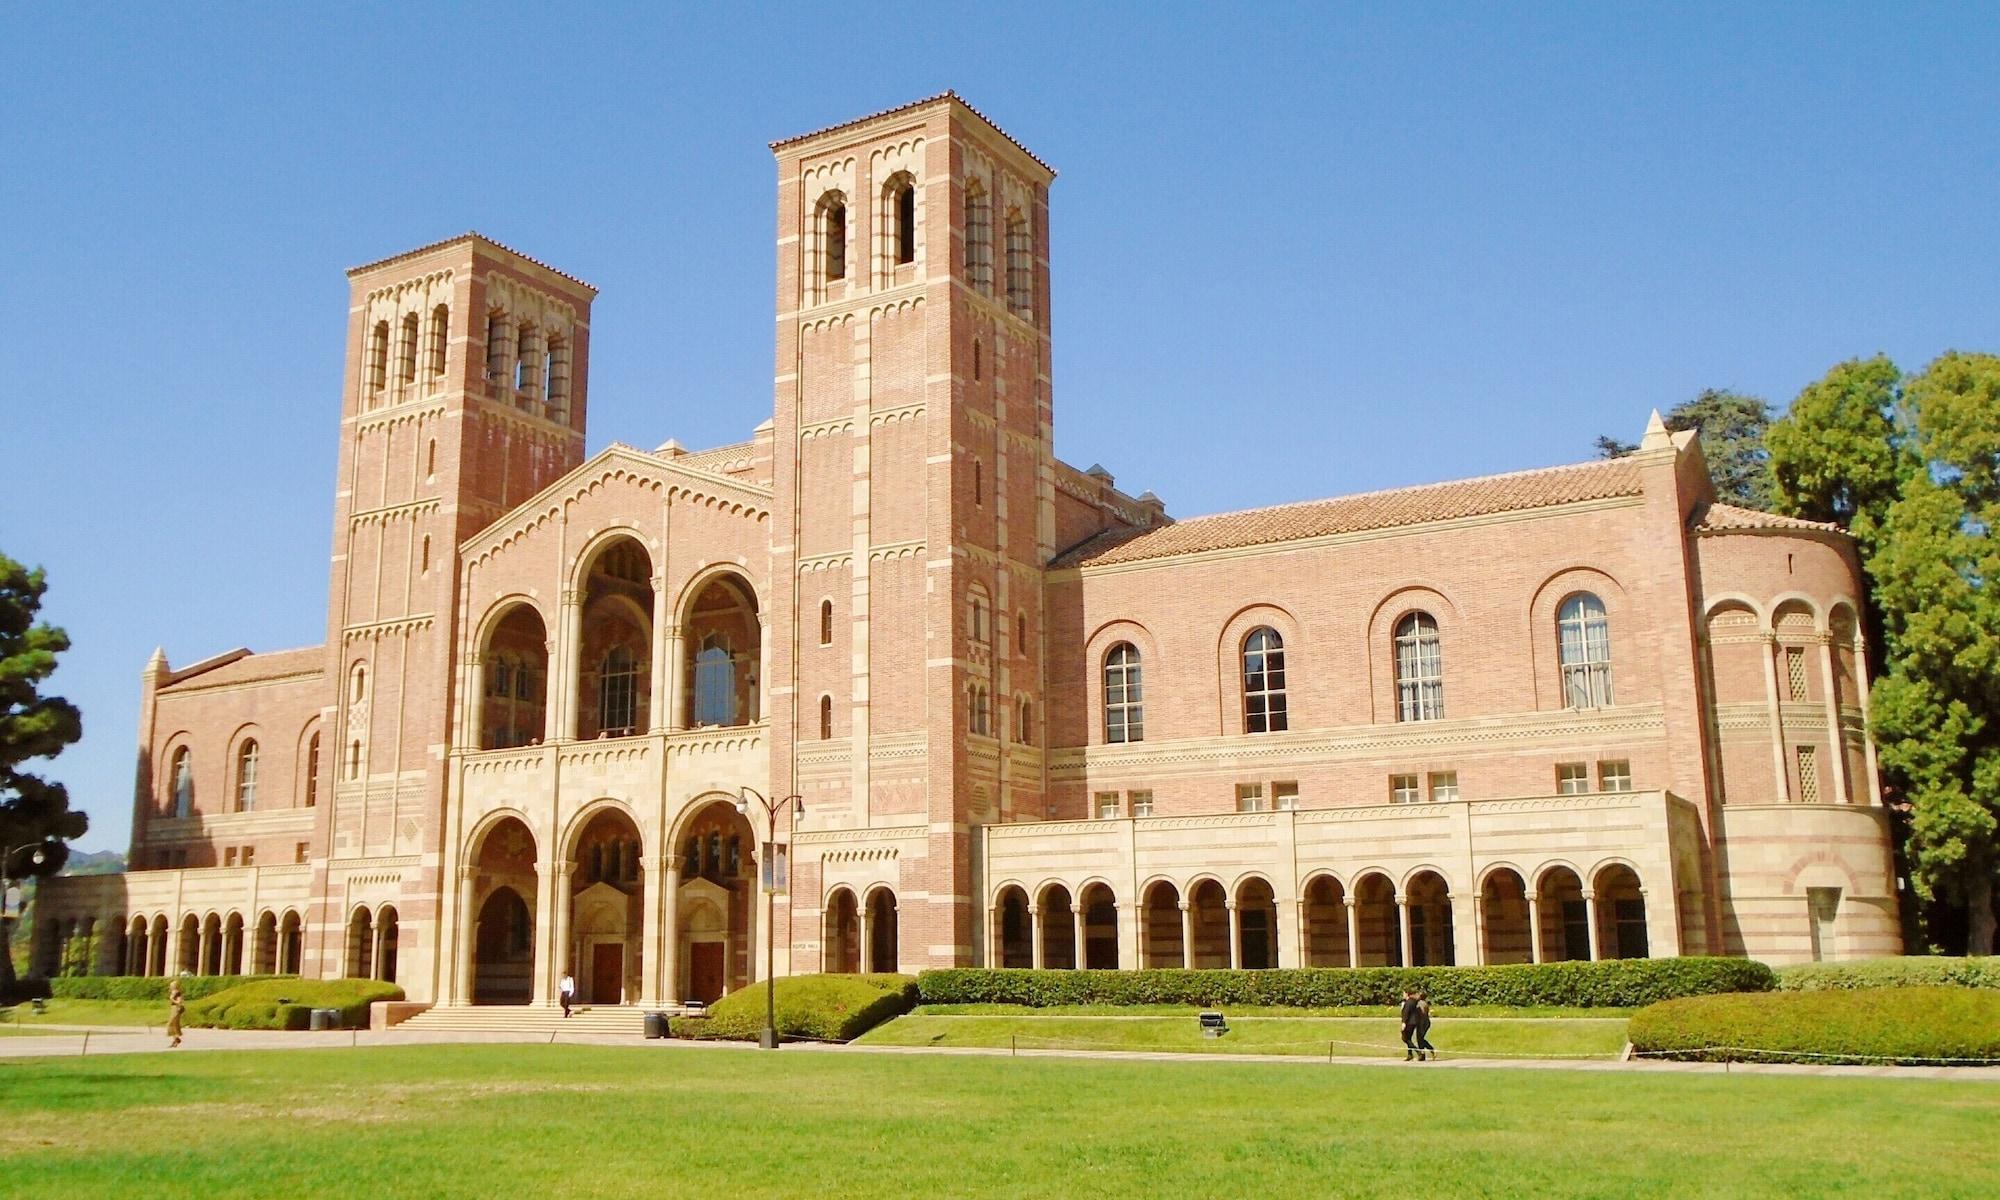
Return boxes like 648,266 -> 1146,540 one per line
564,805 -> 646,1005
468,815 -> 538,1005
672,798 -> 758,1003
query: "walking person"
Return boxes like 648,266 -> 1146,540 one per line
1412,988 -> 1437,1061
166,977 -> 185,1049
558,971 -> 576,1018
1399,988 -> 1422,1061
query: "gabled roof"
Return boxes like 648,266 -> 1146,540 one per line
770,91 -> 1056,176
1691,502 -> 1843,535
459,442 -> 773,559
1052,458 -> 1646,569
346,232 -> 598,293
160,645 -> 324,691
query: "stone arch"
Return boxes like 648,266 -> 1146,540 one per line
1534,864 -> 1590,962
1234,875 -> 1279,969
1528,566 -> 1633,710
576,535 -> 656,739
221,911 -> 246,975
1366,584 -> 1462,724
1216,603 -> 1303,736
822,886 -> 860,973
126,914 -> 150,976
565,801 -> 646,1003
864,885 -> 899,973
474,598 -> 551,750
151,913 -> 172,976
1138,877 -> 1183,968
1185,877 -> 1231,969
1403,869 -> 1455,966
254,910 -> 279,974
344,906 -> 374,979
1036,881 -> 1076,970
994,883 -> 1032,969
675,568 -> 762,729
1350,871 -> 1398,967
278,909 -> 303,974
375,904 -> 401,983
1592,862 -> 1649,959
1479,866 -> 1532,965
672,795 -> 758,1000
1300,872 -> 1349,967
1077,880 -> 1118,970
467,813 -> 538,1005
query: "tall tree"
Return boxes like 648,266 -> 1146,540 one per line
1598,389 -> 1776,510
0,554 -> 87,994
1766,356 -> 1912,561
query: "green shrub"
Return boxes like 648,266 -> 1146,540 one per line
669,973 -> 917,1042
185,978 -> 402,1030
1629,986 -> 2000,1065
1774,957 -> 2000,992
49,975 -> 293,1003
917,958 -> 1773,1011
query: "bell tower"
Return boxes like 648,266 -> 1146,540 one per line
307,234 -> 596,989
767,95 -> 1057,967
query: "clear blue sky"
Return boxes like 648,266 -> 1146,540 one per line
5,4 -> 1996,854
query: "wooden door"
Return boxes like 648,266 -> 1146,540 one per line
689,941 -> 725,1003
591,943 -> 622,1004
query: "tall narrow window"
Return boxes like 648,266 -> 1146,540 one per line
236,740 -> 259,812
426,438 -> 437,478
1016,613 -> 1027,654
347,739 -> 363,780
367,320 -> 390,393
968,592 -> 990,644
598,645 -> 638,735
350,663 -> 368,705
886,173 -> 916,265
397,313 -> 419,384
304,732 -> 320,808
484,310 -> 510,382
546,335 -> 571,421
170,747 -> 194,817
1797,746 -> 1820,803
693,634 -> 737,726
1016,698 -> 1033,745
1103,643 -> 1144,743
969,685 -> 991,736
819,695 -> 833,740
1004,208 -> 1032,316
973,339 -> 982,380
965,179 -> 992,292
973,459 -> 984,505
820,599 -> 834,645
819,193 -> 848,282
420,535 -> 431,574
1557,593 -> 1614,709
1785,647 -> 1809,702
1394,612 -> 1444,721
515,324 -> 542,396
1242,627 -> 1288,733
428,303 -> 449,375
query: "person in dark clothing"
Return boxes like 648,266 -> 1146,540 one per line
1412,989 -> 1436,1061
1399,989 -> 1423,1061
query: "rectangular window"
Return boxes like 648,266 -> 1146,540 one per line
1557,763 -> 1589,795
1095,792 -> 1121,819
1235,783 -> 1267,813
1786,646 -> 1809,702
296,842 -> 310,864
1797,746 -> 1820,803
241,845 -> 254,867
1273,781 -> 1300,811
1389,774 -> 1420,805
224,847 -> 237,867
1598,760 -> 1633,792
1128,790 -> 1154,818
1428,771 -> 1459,803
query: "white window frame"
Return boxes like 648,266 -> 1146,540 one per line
1394,612 -> 1444,722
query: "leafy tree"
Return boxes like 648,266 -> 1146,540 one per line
0,554 -> 87,994
1766,356 -> 1912,561
1598,389 -> 1776,510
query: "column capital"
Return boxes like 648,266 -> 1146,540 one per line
1343,897 -> 1358,909
1177,900 -> 1191,912
1393,894 -> 1409,906
1223,900 -> 1239,912
560,588 -> 580,607
1027,904 -> 1042,916
1580,889 -> 1597,902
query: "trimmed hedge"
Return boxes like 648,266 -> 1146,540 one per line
670,973 -> 917,1042
917,958 -> 1775,1010
185,978 -> 403,1030
1775,957 -> 2000,992
49,975 -> 293,1002
1629,986 -> 2000,1065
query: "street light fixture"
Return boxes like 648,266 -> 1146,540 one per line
734,786 -> 802,1049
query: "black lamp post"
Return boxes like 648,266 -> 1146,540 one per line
735,786 -> 802,1049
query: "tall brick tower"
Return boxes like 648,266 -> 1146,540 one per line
767,95 -> 1057,966
309,235 -> 595,993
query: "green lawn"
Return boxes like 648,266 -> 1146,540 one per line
1,1045 -> 1994,1197
1,998 -> 162,1027
914,1001 -> 1634,1018
860,1014 -> 1629,1058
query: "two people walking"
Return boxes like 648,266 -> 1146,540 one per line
1399,988 -> 1435,1061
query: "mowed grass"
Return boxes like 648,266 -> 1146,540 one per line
2,999 -> 164,1027
860,1014 -> 1628,1058
914,1001 -> 1634,1018
4,1044 -> 1996,1198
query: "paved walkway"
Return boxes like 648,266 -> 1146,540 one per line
1,1023 -> 1996,1081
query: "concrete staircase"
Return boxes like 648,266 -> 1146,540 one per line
396,1003 -> 671,1037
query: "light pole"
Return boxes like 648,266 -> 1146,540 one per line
735,786 -> 802,1049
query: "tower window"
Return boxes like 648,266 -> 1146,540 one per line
426,438 -> 437,479
397,313 -> 419,385
420,535 -> 431,574
818,192 -> 848,282
484,310 -> 511,382
973,339 -> 982,381
515,324 -> 542,396
347,739 -> 363,780
367,320 -> 390,394
428,304 -> 449,376
546,335 -> 571,422
1004,208 -> 1032,317
819,695 -> 833,740
236,740 -> 259,812
889,174 -> 916,265
819,599 -> 834,646
304,732 -> 320,808
965,179 -> 992,293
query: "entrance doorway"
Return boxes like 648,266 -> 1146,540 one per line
591,942 -> 623,1003
690,942 -> 725,1003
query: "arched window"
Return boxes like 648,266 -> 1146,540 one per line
1004,208 -> 1032,317
546,334 -> 571,420
1103,643 -> 1143,744
170,747 -> 194,817
304,732 -> 320,808
484,309 -> 510,382
1558,593 -> 1615,708
818,192 -> 848,282
367,320 -> 390,394
1242,627 -> 1288,733
235,740 -> 259,812
1016,612 -> 1027,653
428,303 -> 449,375
346,739 -> 363,780
1394,613 -> 1444,722
968,591 -> 990,644
820,599 -> 834,646
965,179 -> 992,292
598,645 -> 638,736
349,663 -> 368,705
397,313 -> 419,384
819,695 -> 833,740
885,172 -> 916,265
1016,698 -> 1033,745
969,685 -> 991,736
973,459 -> 984,505
515,324 -> 542,395
973,339 -> 982,380
693,633 -> 737,726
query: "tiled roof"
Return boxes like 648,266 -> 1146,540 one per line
162,646 -> 324,691
1692,502 -> 1843,534
769,91 -> 1056,176
666,441 -> 758,474
1052,458 -> 1647,569
347,232 -> 597,292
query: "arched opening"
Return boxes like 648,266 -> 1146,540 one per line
480,604 -> 549,749
367,319 -> 390,394
1235,877 -> 1279,969
1480,869 -> 1532,965
964,178 -> 992,292
675,799 -> 757,1003
254,911 -> 278,974
995,885 -> 1032,968
127,916 -> 149,976
682,574 -> 761,729
398,312 -> 419,385
1241,627 -> 1288,733
817,191 -> 848,283
1537,866 -> 1590,962
1187,879 -> 1230,969
819,598 -> 834,645
886,172 -> 917,266
169,746 -> 193,817
428,303 -> 449,376
1351,873 -> 1398,967
345,908 -> 374,979
1004,207 -> 1031,316
577,539 -> 654,739
822,888 -> 860,973
1405,871 -> 1455,967
1593,864 -> 1649,959
279,911 -> 303,974
1079,882 -> 1118,969
1302,875 -> 1350,967
1558,593 -> 1614,709
566,806 -> 645,1004
1038,883 -> 1076,970
1394,611 -> 1444,721
235,740 -> 259,811
196,913 -> 221,975
151,914 -> 171,976
469,815 -> 538,1004
867,888 -> 898,973
1140,880 -> 1183,968
376,905 -> 400,984
222,912 -> 245,975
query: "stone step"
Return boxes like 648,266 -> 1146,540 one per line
397,1004 -> 674,1036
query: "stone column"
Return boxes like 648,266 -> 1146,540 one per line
1028,904 -> 1044,970
372,920 -> 387,981
1760,634 -> 1790,802
1818,639 -> 1851,805
660,866 -> 681,1005
198,922 -> 214,976
1450,892 -> 1479,967
663,625 -> 687,732
463,652 -> 485,750
555,589 -> 582,741
639,855 -> 664,1005
549,863 -> 574,995
859,903 -> 875,973
453,867 -> 477,1004
985,903 -> 999,968
530,864 -> 555,1004
1277,898 -> 1301,969
1852,634 -> 1884,806
1582,889 -> 1602,961
1071,906 -> 1086,970
1115,901 -> 1138,970
1527,894 -> 1545,964
1178,900 -> 1194,968
1344,898 -> 1360,969
1225,900 -> 1242,970
648,579 -> 670,732
1395,894 -> 1413,968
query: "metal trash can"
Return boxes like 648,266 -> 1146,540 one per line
309,1007 -> 341,1032
644,1011 -> 670,1039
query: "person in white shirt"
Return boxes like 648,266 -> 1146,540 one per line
559,972 -> 576,1018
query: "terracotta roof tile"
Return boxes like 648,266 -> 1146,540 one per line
1053,458 -> 1646,569
1692,502 -> 1843,534
347,232 -> 597,293
770,91 -> 1055,176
